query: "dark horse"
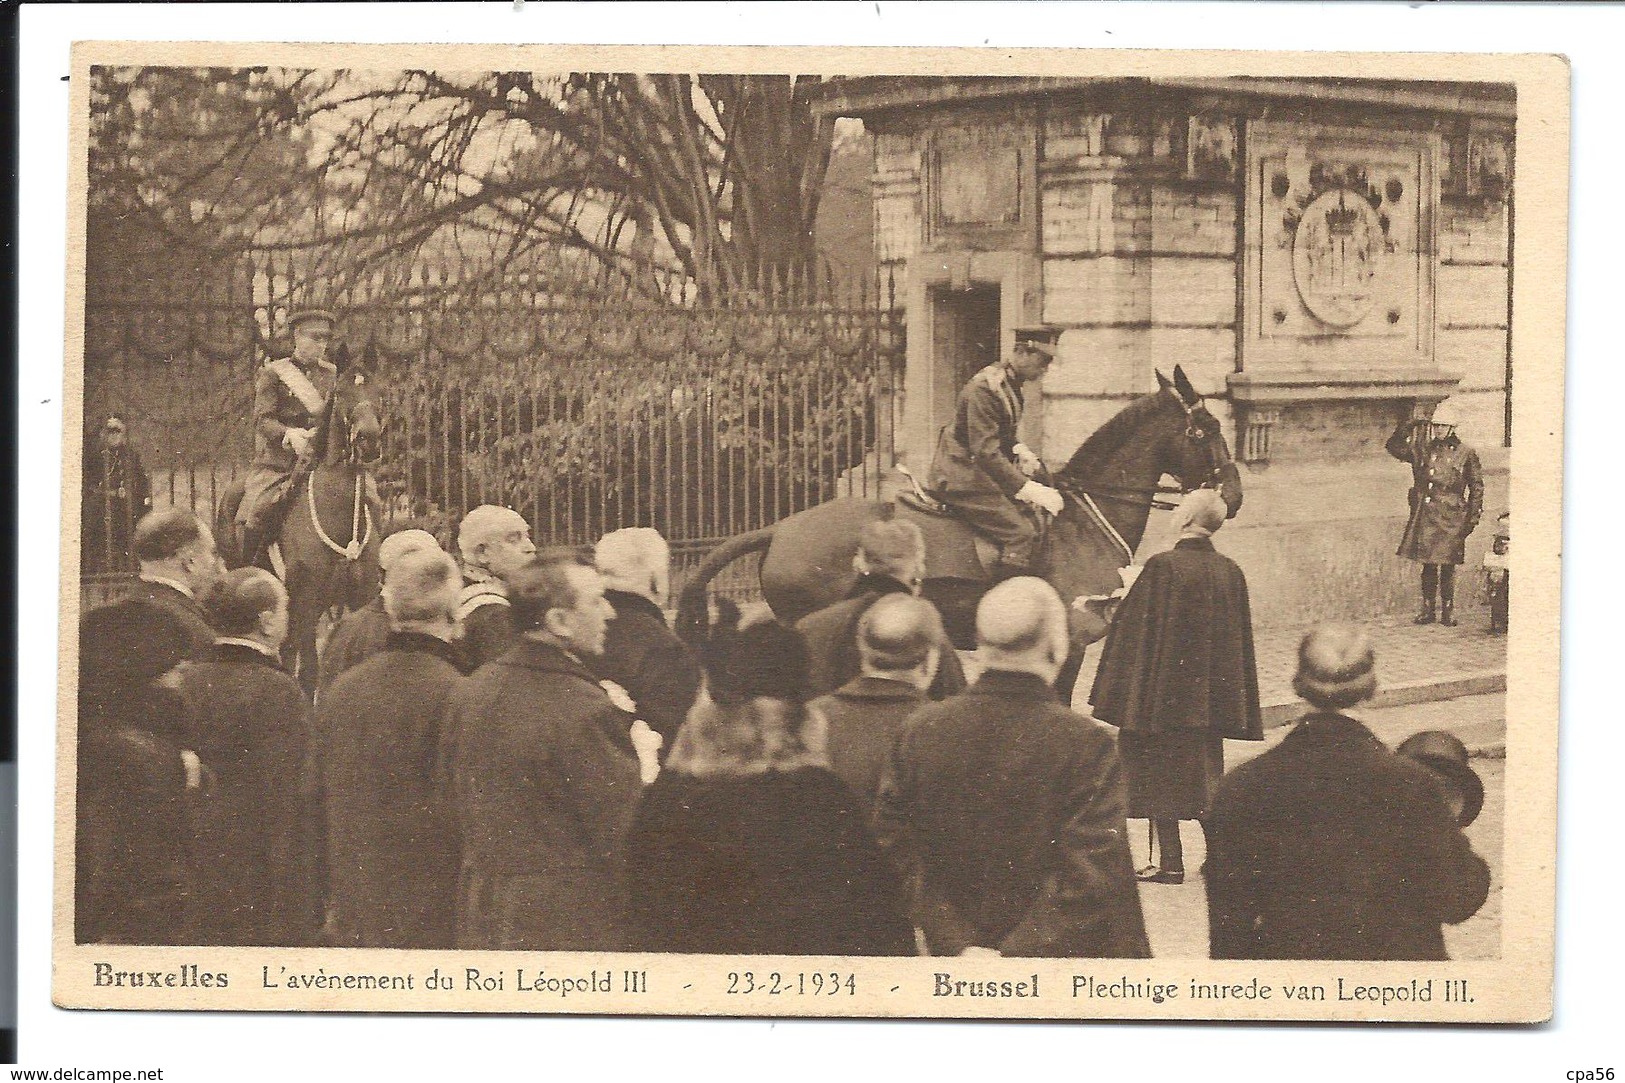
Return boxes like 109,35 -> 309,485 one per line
675,365 -> 1242,704
216,345 -> 385,692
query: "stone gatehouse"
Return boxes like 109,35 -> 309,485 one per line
815,76 -> 1515,628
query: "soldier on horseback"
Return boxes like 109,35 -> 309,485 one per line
928,324 -> 1068,574
237,308 -> 338,568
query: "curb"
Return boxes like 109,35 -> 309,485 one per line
1261,669 -> 1507,729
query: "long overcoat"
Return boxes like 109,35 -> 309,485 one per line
795,574 -> 967,702
177,643 -> 320,946
75,682 -> 195,945
594,590 -> 702,752
318,632 -> 465,948
132,579 -> 216,660
444,639 -> 643,951
809,674 -> 929,820
315,596 -> 393,699
1205,712 -> 1491,960
627,764 -> 915,957
874,669 -> 1150,958
1386,421 -> 1484,565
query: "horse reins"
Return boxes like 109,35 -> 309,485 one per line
306,384 -> 379,563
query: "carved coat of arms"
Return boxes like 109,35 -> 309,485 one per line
1291,186 -> 1385,328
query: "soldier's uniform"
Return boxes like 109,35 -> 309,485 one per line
929,329 -> 1059,569
237,349 -> 337,546
1386,412 -> 1484,625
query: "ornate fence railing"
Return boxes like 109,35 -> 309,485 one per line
79,259 -> 903,603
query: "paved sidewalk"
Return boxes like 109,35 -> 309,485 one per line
1074,614 -> 1508,734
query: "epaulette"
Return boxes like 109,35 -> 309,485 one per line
457,580 -> 509,622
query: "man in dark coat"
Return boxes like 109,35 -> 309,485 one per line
1089,488 -> 1263,884
444,548 -> 643,951
1386,400 -> 1484,626
316,528 -> 446,699
177,568 -> 319,946
875,577 -> 1150,958
75,599 -> 206,945
454,504 -> 536,672
592,527 -> 701,758
236,309 -> 338,567
928,325 -> 1066,572
809,593 -> 941,820
81,413 -> 151,574
796,518 -> 966,701
1205,624 -> 1491,960
131,507 -> 224,659
320,548 -> 466,948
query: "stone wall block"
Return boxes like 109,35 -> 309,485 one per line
1149,259 -> 1236,327
1438,264 -> 1510,328
1043,257 -> 1152,325
1436,327 -> 1510,391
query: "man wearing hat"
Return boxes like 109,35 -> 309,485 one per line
1205,624 -> 1490,960
237,308 -> 339,568
316,528 -> 450,698
1386,399 -> 1484,626
928,325 -> 1066,573
81,412 -> 151,574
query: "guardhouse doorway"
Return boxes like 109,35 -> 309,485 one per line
929,284 -> 1002,437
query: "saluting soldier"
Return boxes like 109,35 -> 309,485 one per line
1386,400 -> 1484,627
928,325 -> 1066,574
236,309 -> 339,568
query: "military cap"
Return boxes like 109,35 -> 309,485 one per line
1013,325 -> 1062,355
287,308 -> 337,331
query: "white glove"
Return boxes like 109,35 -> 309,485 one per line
1012,442 -> 1043,476
1016,480 -> 1064,516
284,427 -> 315,458
629,720 -> 663,785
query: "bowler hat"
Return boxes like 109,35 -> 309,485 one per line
1396,730 -> 1485,827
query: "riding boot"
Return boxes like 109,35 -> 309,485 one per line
1415,565 -> 1438,625
1439,564 -> 1458,627
239,522 -> 267,572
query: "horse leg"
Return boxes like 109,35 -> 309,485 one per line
284,560 -> 329,697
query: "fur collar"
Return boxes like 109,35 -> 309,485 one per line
665,694 -> 830,778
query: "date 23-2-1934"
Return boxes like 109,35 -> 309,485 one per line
726,972 -> 857,996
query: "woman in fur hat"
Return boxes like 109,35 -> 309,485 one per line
625,616 -> 915,956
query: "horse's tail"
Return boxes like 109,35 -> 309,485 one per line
674,524 -> 777,645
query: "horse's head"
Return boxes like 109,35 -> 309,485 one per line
323,341 -> 384,467
1155,366 -> 1243,517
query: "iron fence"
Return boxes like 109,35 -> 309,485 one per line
80,255 -> 902,603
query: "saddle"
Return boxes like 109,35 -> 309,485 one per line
892,488 -> 1005,579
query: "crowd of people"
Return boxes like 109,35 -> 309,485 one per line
75,490 -> 1490,960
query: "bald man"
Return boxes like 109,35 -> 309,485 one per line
809,593 -> 944,820
456,505 -> 536,671
317,528 -> 448,698
874,578 -> 1148,958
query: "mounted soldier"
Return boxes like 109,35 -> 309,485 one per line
237,308 -> 340,569
928,325 -> 1067,574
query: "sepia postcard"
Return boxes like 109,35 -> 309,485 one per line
54,40 -> 1565,1022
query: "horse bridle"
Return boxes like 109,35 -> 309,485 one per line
306,383 -> 382,562
1056,394 -> 1230,512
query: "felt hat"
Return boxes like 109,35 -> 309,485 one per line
1292,623 -> 1378,710
1396,729 -> 1485,827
